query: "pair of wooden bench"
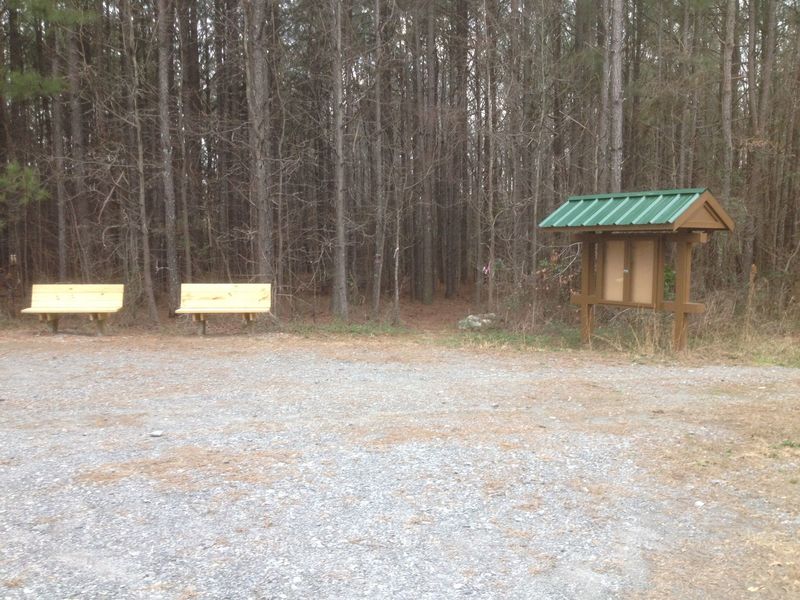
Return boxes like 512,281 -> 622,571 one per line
21,283 -> 272,335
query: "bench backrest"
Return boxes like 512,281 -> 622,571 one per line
179,283 -> 272,310
29,284 -> 124,311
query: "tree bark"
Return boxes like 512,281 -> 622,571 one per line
597,0 -> 611,190
242,0 -> 275,283
67,25 -> 90,279
421,1 -> 435,305
609,0 -> 624,192
178,0 -> 200,282
331,0 -> 348,319
158,0 -> 180,313
483,0 -> 496,308
721,0 -> 736,203
122,0 -> 160,323
370,0 -> 386,319
51,30 -> 68,281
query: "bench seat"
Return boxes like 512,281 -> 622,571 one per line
175,307 -> 271,314
22,284 -> 124,334
176,283 -> 272,334
22,307 -> 122,314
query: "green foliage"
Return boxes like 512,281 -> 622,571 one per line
663,265 -> 676,300
2,70 -> 63,100
10,0 -> 96,26
1,1 -> 97,102
0,162 -> 49,228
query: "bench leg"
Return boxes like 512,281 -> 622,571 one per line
90,314 -> 108,336
192,314 -> 207,336
41,314 -> 59,334
242,313 -> 255,333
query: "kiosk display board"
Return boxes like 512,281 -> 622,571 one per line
539,189 -> 735,350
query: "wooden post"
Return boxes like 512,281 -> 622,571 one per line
673,239 -> 693,351
41,314 -> 59,334
622,239 -> 632,302
579,239 -> 595,344
90,313 -> 107,336
653,236 -> 665,310
192,313 -> 207,335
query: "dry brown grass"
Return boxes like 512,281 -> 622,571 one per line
639,531 -> 800,600
352,409 -> 550,449
631,387 -> 800,599
11,411 -> 147,431
88,413 -> 147,428
77,445 -> 299,491
3,578 -> 24,589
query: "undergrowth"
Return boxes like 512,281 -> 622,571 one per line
441,325 -> 582,351
441,285 -> 800,365
283,320 -> 410,338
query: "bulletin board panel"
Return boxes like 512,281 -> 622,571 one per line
570,232 -> 708,350
630,240 -> 655,304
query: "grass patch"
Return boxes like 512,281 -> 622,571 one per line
283,320 -> 411,338
779,440 -> 800,449
745,340 -> 800,368
441,326 -> 582,351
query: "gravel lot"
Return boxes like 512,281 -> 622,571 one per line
1,330 -> 799,599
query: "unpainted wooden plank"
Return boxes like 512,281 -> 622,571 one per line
602,240 -> 625,302
25,284 -> 124,312
631,239 -> 655,304
178,283 -> 271,312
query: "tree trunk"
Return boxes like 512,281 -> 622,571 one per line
67,25 -> 91,279
158,0 -> 180,313
421,2 -> 435,304
721,0 -> 736,203
758,0 -> 777,137
242,0 -> 275,284
484,0 -> 496,308
609,0 -> 624,192
370,0 -> 386,319
122,0 -> 159,323
178,0 -> 200,282
331,0 -> 348,319
51,31 -> 68,281
597,0 -> 611,190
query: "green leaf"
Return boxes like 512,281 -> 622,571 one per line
2,70 -> 64,100
0,162 -> 49,210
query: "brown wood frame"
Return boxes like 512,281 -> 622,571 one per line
571,232 -> 708,351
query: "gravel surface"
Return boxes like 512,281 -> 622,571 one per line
1,332 -> 798,599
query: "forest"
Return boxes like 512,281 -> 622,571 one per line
0,0 -> 798,328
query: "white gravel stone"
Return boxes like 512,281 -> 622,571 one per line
0,334 -> 797,599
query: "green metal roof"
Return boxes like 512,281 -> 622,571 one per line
539,188 -> 707,230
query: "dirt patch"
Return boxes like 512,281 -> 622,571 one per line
642,396 -> 800,510
310,338 -> 438,364
629,392 -> 800,598
76,445 -> 299,491
3,578 -> 24,589
352,409 -> 549,448
10,411 -> 148,431
641,530 -> 800,599
88,413 -> 147,429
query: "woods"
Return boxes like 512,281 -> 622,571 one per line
1,0 -> 799,323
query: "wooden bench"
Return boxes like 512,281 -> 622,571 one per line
21,284 -> 124,334
175,283 -> 272,335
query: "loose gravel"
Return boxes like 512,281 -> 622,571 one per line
0,332 -> 798,599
